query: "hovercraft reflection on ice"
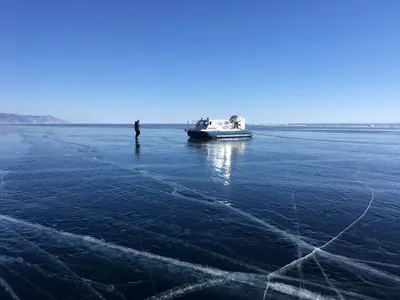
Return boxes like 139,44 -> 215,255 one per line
185,115 -> 253,139
187,138 -> 246,186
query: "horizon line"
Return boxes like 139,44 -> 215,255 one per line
2,122 -> 400,125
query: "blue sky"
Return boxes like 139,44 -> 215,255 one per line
1,0 -> 399,123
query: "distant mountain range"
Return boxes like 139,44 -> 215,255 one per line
0,113 -> 68,124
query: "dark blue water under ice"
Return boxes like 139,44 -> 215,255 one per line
0,124 -> 399,300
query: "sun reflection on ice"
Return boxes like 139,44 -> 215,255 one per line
204,140 -> 246,185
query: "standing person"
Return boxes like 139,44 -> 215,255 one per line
134,119 -> 140,139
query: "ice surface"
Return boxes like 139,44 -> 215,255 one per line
0,125 -> 399,300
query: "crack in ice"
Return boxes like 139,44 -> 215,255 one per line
263,170 -> 377,300
1,223 -> 108,300
314,257 -> 344,300
0,276 -> 21,300
144,278 -> 226,300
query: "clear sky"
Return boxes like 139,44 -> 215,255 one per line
1,0 -> 399,123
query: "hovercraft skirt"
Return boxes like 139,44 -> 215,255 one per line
187,130 -> 253,139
